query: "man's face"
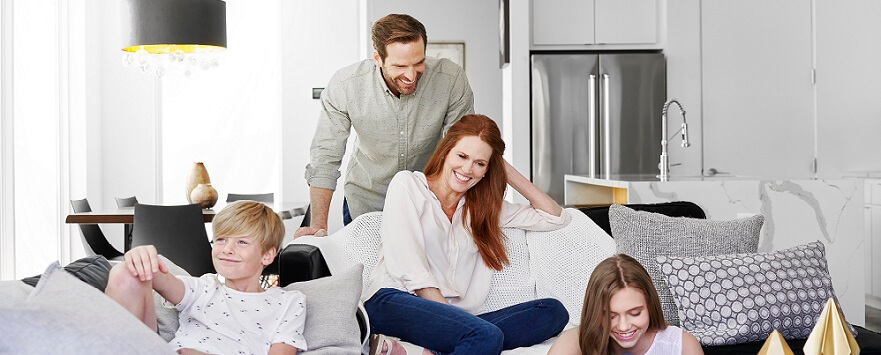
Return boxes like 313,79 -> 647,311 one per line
374,38 -> 426,97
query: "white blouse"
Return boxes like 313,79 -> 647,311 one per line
364,171 -> 571,314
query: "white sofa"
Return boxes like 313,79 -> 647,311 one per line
291,208 -> 616,354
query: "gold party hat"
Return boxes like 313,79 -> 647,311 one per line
758,329 -> 795,355
803,298 -> 860,355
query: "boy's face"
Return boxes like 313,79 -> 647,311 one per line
211,234 -> 274,282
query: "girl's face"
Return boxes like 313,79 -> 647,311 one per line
608,287 -> 653,353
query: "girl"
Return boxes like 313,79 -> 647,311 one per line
548,254 -> 703,355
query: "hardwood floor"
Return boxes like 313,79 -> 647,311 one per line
867,306 -> 881,333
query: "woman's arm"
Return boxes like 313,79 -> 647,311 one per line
504,159 -> 563,217
681,330 -> 704,355
547,328 -> 580,355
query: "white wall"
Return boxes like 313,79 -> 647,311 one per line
366,0 -> 503,127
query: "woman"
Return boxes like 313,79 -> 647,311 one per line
547,254 -> 703,355
363,114 -> 572,354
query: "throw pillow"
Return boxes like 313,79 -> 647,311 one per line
610,204 -> 763,325
529,208 -> 617,326
153,255 -> 191,341
21,254 -> 111,290
483,227 -> 533,313
0,262 -> 174,354
657,241 -> 857,346
284,263 -> 364,354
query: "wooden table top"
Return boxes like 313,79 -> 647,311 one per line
65,203 -> 307,224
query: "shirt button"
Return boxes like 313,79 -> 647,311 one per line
400,131 -> 404,135
400,153 -> 404,157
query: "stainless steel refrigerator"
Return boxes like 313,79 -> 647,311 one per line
531,53 -> 666,203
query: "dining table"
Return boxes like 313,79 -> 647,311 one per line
65,202 -> 308,224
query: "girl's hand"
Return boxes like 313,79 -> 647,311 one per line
123,245 -> 168,281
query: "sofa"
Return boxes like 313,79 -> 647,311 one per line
279,201 -> 881,355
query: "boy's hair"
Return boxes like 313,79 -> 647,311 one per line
212,201 -> 285,253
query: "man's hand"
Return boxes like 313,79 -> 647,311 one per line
293,226 -> 328,239
124,245 -> 168,282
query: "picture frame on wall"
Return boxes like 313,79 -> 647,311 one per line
426,42 -> 465,71
499,0 -> 510,68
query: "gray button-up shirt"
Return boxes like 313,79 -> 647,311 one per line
305,57 -> 474,220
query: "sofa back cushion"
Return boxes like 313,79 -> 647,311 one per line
528,208 -> 616,326
579,201 -> 707,236
610,204 -> 763,326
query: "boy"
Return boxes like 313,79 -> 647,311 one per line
106,201 -> 306,354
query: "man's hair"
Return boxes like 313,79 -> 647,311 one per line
371,14 -> 427,61
212,201 -> 285,254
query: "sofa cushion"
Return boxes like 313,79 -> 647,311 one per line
529,208 -> 616,326
657,241 -> 856,346
610,204 -> 763,325
283,264 -> 363,354
579,201 -> 707,236
0,262 -> 174,354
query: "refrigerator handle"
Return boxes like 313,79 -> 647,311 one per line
602,74 -> 611,179
588,74 -> 597,178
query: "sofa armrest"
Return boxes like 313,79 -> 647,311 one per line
278,244 -> 332,287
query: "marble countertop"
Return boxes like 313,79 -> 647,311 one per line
564,174 -> 822,188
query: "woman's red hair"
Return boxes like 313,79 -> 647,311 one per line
423,114 -> 508,270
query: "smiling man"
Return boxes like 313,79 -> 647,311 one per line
299,14 -> 475,236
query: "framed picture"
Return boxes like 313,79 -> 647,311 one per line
426,42 -> 465,71
499,0 -> 510,68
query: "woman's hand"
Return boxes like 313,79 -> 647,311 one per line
503,158 -> 564,217
415,287 -> 449,305
123,245 -> 168,282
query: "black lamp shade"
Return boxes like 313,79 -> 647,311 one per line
122,0 -> 227,54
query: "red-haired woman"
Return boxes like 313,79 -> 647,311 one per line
363,114 -> 571,354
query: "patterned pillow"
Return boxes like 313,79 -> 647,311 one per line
610,204 -> 763,325
656,241 -> 856,346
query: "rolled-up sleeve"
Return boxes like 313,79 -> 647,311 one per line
304,74 -> 351,190
380,173 -> 439,292
499,201 -> 571,232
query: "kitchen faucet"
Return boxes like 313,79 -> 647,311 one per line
659,99 -> 690,181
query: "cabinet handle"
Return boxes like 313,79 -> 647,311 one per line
589,74 -> 597,178
602,74 -> 611,179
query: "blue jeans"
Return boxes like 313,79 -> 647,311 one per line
342,198 -> 352,226
365,288 -> 569,354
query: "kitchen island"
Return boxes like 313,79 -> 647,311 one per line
565,174 -> 866,325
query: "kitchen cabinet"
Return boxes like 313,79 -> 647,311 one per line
700,0 -> 815,178
532,0 -> 656,46
867,179 -> 881,308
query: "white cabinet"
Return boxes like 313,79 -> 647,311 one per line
701,0 -> 815,178
868,179 -> 881,307
532,0 -> 656,46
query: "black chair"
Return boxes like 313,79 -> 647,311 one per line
226,193 -> 274,203
261,204 -> 310,279
115,196 -> 138,251
70,199 -> 124,261
131,203 -> 215,276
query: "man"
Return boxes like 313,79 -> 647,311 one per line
296,14 -> 474,237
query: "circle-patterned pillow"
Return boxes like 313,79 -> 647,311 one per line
656,241 -> 856,346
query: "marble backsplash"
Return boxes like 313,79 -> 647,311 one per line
626,178 -> 865,326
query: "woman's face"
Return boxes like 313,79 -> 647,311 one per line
608,287 -> 653,352
441,135 -> 492,194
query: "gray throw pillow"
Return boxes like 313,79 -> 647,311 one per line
0,262 -> 174,354
284,263 -> 364,354
153,255 -> 191,341
610,204 -> 763,325
657,241 -> 856,346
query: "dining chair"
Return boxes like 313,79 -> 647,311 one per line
226,193 -> 274,203
115,196 -> 138,251
70,198 -> 125,261
131,203 -> 215,276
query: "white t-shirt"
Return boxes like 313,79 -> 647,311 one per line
171,274 -> 307,354
364,171 -> 571,314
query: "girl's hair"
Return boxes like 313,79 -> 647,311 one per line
579,254 -> 666,355
423,114 -> 508,270
212,201 -> 285,254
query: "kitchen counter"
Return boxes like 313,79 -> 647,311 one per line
565,174 -> 866,325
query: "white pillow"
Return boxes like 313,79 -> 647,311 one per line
528,208 -> 616,326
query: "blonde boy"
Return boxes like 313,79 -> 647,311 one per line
106,201 -> 307,354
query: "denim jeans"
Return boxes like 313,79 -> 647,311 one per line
365,288 -> 569,354
343,198 -> 352,226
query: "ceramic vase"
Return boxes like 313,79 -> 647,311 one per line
185,162 -> 211,203
190,183 -> 218,209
